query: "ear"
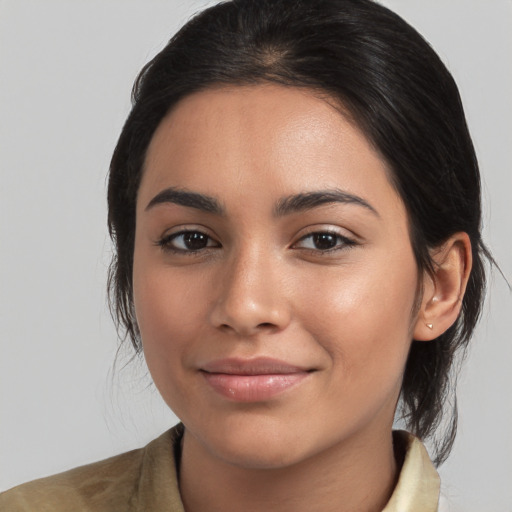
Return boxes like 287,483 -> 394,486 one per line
413,232 -> 472,341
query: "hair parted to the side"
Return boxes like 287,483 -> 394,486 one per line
107,0 -> 490,466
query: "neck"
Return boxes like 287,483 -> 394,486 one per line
179,427 -> 399,512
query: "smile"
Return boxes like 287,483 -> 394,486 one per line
200,357 -> 313,402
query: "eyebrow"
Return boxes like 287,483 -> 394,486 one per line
145,187 -> 378,218
145,188 -> 225,215
273,189 -> 379,217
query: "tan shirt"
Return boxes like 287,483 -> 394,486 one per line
0,424 -> 440,511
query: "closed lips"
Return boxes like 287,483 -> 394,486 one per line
200,358 -> 314,402
200,357 -> 314,375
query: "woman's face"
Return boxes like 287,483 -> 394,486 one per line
133,84 -> 421,469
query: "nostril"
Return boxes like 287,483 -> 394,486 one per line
257,322 -> 277,330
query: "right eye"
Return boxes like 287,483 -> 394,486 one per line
157,230 -> 220,253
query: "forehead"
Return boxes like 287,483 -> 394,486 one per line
139,84 -> 403,218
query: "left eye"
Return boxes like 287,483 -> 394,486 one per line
294,232 -> 355,251
159,230 -> 219,252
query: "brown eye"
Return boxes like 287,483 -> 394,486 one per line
181,232 -> 210,250
294,231 -> 356,252
159,230 -> 219,252
312,233 -> 338,250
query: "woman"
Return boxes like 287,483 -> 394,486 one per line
0,0 -> 495,510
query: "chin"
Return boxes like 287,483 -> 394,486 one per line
184,411 -> 327,471
210,436 -> 308,470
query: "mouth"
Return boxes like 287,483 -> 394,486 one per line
200,357 -> 314,402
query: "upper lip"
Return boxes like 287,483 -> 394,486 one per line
200,357 -> 312,375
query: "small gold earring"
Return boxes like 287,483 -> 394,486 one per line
426,323 -> 433,330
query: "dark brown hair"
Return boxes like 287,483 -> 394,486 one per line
107,0 -> 490,465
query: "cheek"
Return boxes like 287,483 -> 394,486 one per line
132,254 -> 209,385
296,248 -> 418,386
132,268 -> 213,423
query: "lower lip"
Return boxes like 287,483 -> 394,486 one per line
201,372 -> 310,402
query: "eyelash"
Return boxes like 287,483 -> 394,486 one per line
294,231 -> 357,253
156,229 -> 357,255
156,230 -> 220,255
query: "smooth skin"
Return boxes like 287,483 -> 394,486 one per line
133,84 -> 471,512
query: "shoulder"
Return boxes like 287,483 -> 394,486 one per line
0,426 -> 183,512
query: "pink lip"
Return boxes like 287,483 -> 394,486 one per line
200,357 -> 313,402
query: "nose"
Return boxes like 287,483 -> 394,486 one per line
209,246 -> 291,337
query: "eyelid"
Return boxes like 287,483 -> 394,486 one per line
292,227 -> 358,252
157,224 -> 218,240
155,226 -> 221,254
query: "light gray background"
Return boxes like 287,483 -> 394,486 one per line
1,1 -> 511,510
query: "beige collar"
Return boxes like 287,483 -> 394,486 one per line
139,425 -> 439,512
383,430 -> 440,511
